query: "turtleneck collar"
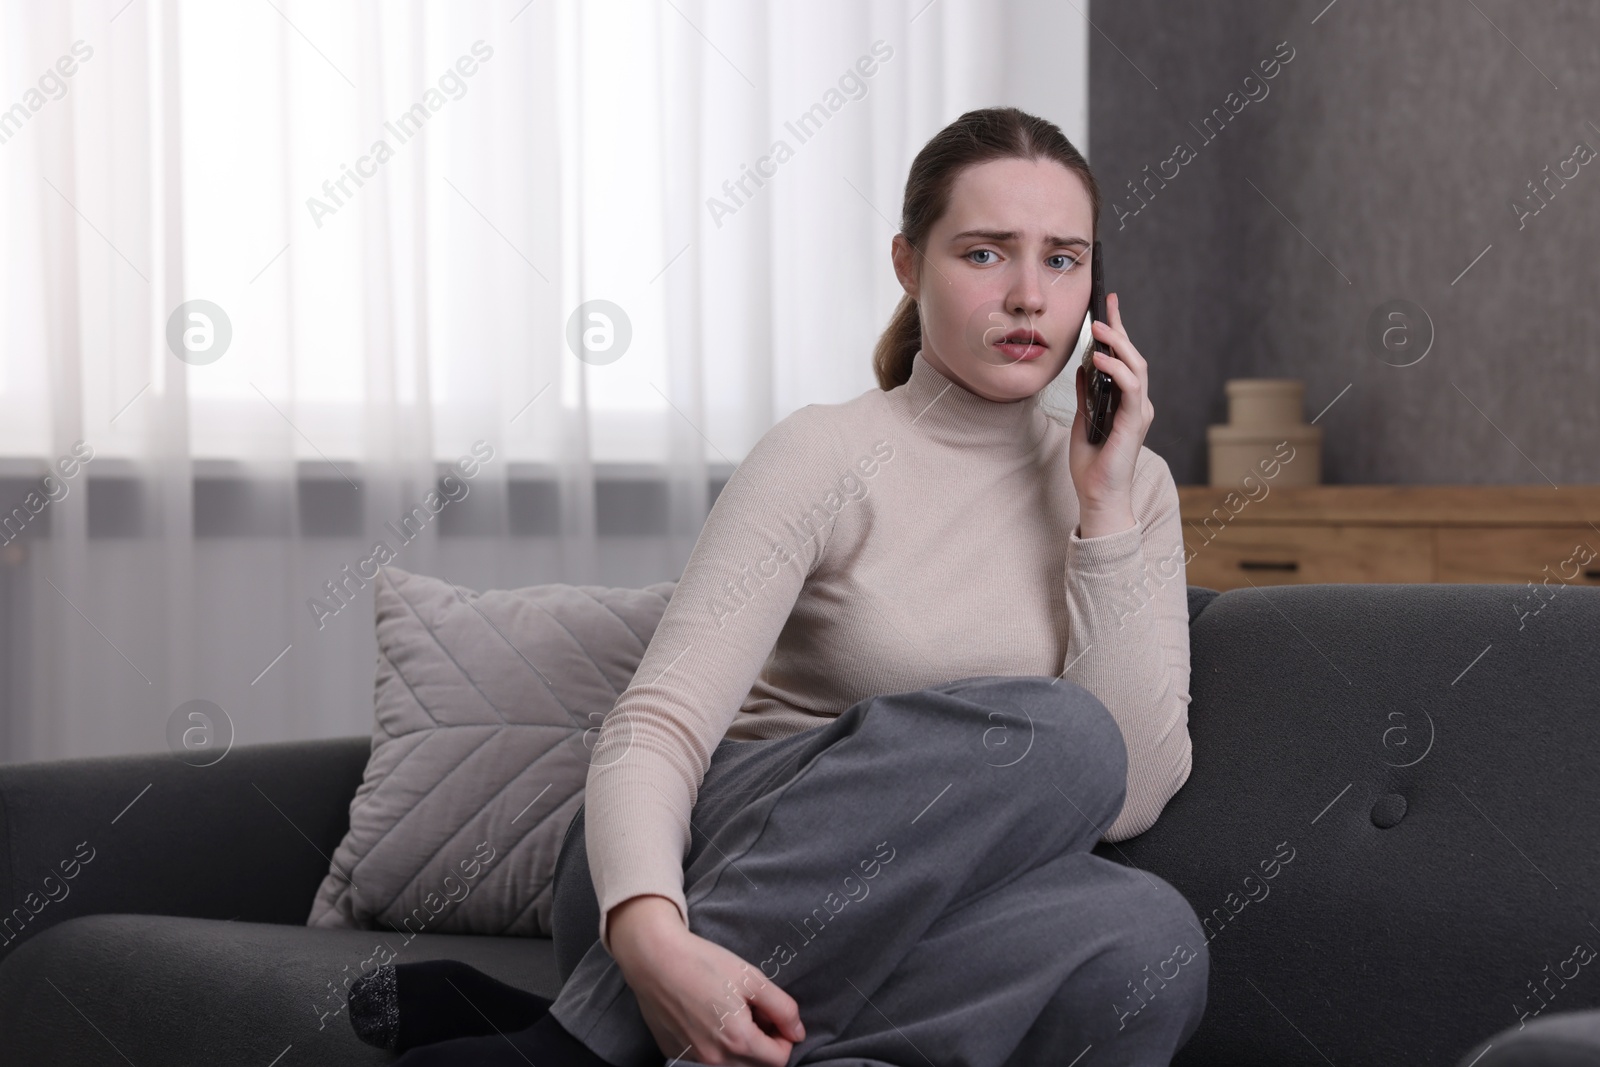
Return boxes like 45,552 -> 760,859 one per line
891,349 -> 1050,451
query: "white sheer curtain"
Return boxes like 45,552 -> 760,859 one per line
0,0 -> 1086,764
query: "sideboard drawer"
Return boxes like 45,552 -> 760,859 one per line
1175,487 -> 1600,588
1182,525 -> 1434,590
1436,527 -> 1600,584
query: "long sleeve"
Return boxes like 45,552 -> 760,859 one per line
1060,447 -> 1193,841
582,354 -> 1199,951
583,406 -> 847,955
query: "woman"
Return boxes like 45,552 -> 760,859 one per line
355,105 -> 1205,1067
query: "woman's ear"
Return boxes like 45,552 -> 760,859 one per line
890,234 -> 920,301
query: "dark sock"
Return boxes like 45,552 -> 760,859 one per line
385,1011 -> 622,1067
506,1012 -> 618,1066
347,958 -> 552,1052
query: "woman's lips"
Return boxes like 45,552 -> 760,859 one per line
995,340 -> 1047,361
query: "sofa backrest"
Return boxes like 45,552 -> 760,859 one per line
1104,583 -> 1600,1066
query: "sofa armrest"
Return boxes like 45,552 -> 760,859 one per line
0,735 -> 370,962
1458,1007 -> 1600,1065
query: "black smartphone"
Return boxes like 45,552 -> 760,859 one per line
1080,240 -> 1120,445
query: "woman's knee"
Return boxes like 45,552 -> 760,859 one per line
1098,870 -> 1209,1037
941,675 -> 1128,808
1016,860 -> 1207,1054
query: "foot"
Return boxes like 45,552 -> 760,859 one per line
390,1013 -> 621,1066
348,958 -> 553,1053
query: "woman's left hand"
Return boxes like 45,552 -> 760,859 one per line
1070,291 -> 1154,539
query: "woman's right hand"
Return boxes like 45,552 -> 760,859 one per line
606,895 -> 806,1066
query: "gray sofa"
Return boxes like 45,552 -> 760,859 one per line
2,582 -> 1598,1066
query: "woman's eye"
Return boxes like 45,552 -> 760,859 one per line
1048,254 -> 1077,270
966,249 -> 997,265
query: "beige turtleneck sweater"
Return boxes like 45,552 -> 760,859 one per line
584,350 -> 1193,953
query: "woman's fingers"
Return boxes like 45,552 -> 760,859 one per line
623,924 -> 801,1067
1092,315 -> 1146,375
1073,363 -> 1094,440
1086,300 -> 1153,446
715,1002 -> 796,1066
1091,347 -> 1140,396
691,961 -> 796,1066
748,978 -> 806,1043
1091,315 -> 1150,424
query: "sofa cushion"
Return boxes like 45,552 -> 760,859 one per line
0,913 -> 561,1066
306,567 -> 675,938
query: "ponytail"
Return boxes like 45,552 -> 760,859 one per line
871,294 -> 921,390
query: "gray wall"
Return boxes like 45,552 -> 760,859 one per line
1088,0 -> 1600,486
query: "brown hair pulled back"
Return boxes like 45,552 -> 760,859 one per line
872,106 -> 1101,391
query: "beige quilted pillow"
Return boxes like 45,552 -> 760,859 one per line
306,566 -> 675,937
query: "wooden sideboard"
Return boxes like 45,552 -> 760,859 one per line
1176,485 -> 1600,591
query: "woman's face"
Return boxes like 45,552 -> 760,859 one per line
892,156 -> 1094,403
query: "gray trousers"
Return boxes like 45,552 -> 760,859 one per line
548,675 -> 1208,1067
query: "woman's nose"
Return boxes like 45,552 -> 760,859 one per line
1006,267 -> 1047,318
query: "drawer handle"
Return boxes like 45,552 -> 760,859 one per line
1586,568 -> 1600,580
1239,560 -> 1300,572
